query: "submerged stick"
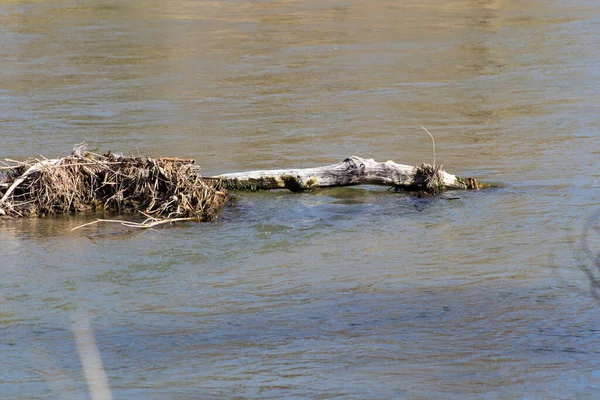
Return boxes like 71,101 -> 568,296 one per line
212,156 -> 479,193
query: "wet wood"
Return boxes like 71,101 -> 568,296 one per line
212,156 -> 479,193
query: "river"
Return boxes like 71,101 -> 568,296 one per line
2,0 -> 600,398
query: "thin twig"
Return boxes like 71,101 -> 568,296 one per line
4,158 -> 28,165
421,126 -> 436,167
71,217 -> 198,231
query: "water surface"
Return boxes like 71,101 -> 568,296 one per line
2,0 -> 600,398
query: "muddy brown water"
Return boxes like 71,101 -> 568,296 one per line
2,1 -> 600,398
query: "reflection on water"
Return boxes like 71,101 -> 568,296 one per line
2,0 -> 600,398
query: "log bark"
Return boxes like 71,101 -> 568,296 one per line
211,156 -> 479,193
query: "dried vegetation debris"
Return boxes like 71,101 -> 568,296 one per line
0,144 -> 228,221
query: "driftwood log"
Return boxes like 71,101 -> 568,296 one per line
212,156 -> 479,193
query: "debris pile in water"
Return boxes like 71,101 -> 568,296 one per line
0,144 -> 227,222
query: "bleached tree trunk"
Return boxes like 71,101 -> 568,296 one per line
211,156 -> 479,193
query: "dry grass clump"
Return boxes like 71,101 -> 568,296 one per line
0,144 -> 227,223
417,163 -> 444,195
